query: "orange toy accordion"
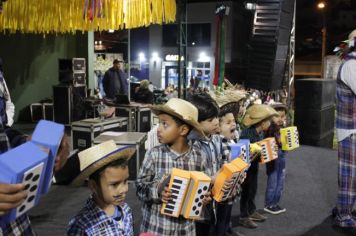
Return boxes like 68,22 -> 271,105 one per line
161,168 -> 211,220
280,126 -> 300,151
212,158 -> 248,202
257,137 -> 279,164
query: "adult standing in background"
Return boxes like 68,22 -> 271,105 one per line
0,57 -> 14,127
102,59 -> 128,100
334,29 -> 356,234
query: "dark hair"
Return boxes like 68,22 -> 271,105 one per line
189,93 -> 219,122
219,102 -> 240,119
89,158 -> 129,184
274,107 -> 287,113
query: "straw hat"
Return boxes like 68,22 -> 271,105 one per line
210,88 -> 246,108
270,102 -> 288,112
242,104 -> 278,127
150,98 -> 204,136
71,140 -> 136,186
343,29 -> 356,47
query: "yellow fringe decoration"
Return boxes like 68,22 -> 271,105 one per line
0,0 -> 176,34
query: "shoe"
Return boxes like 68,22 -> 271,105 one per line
239,217 -> 258,229
249,211 -> 267,222
264,206 -> 281,215
276,205 -> 286,213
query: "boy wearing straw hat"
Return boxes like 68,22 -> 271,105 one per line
238,104 -> 278,229
68,141 -> 136,236
135,98 -> 212,236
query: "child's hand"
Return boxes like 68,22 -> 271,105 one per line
202,191 -> 212,205
161,187 -> 171,203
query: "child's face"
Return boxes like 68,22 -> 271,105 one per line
200,117 -> 219,136
157,114 -> 186,144
93,166 -> 129,207
272,110 -> 286,126
219,113 -> 237,140
261,119 -> 272,132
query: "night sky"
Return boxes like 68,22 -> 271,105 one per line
295,0 -> 355,58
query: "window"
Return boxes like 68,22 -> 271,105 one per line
162,23 -> 211,47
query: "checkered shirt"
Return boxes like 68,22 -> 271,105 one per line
67,196 -> 133,236
135,144 -> 210,236
336,55 -> 356,130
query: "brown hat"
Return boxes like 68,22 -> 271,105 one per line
270,102 -> 288,112
150,98 -> 204,136
242,104 -> 278,127
71,140 -> 135,186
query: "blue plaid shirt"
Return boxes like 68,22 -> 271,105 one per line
0,215 -> 36,236
67,196 -> 133,236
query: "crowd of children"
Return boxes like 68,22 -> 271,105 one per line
61,90 -> 292,236
0,89 -> 290,236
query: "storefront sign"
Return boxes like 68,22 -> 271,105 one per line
165,54 -> 184,61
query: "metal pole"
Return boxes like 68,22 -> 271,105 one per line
321,13 -> 326,78
128,29 -> 131,101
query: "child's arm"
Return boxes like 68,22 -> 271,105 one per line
135,148 -> 162,203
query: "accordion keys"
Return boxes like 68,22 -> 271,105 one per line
280,126 -> 300,151
161,168 -> 191,218
257,138 -> 279,164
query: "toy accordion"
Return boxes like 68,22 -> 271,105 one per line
280,126 -> 300,151
160,168 -> 211,220
0,120 -> 64,225
212,158 -> 248,202
257,137 -> 279,164
230,139 -> 250,163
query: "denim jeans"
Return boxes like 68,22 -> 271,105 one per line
265,150 -> 286,207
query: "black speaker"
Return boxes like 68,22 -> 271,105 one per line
295,79 -> 336,110
59,58 -> 86,85
53,85 -> 86,125
295,105 -> 335,138
245,0 -> 294,91
299,130 -> 334,149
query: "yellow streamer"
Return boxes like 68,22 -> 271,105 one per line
0,0 -> 176,34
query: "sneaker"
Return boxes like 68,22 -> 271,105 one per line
276,205 -> 286,213
239,217 -> 258,229
249,211 -> 267,222
264,206 -> 281,215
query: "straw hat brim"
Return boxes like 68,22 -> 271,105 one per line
242,109 -> 278,127
271,103 -> 288,112
150,105 -> 205,137
71,146 -> 136,187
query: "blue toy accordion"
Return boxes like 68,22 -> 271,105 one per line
230,139 -> 250,163
0,120 -> 64,226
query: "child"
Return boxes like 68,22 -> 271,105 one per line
216,101 -> 244,236
135,98 -> 211,235
239,104 -> 278,229
68,141 -> 136,235
264,103 -> 288,215
188,93 -> 230,235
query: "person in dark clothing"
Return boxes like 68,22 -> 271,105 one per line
102,59 -> 128,99
134,80 -> 154,104
238,104 -> 278,229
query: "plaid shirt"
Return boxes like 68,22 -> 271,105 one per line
336,55 -> 356,130
67,196 -> 133,236
0,215 -> 36,236
135,144 -> 210,235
